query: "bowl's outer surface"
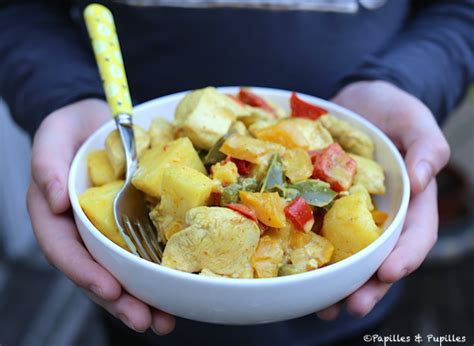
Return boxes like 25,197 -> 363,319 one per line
69,87 -> 410,325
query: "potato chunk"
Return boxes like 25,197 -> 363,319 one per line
132,137 -> 206,198
321,194 -> 379,262
87,150 -> 115,186
162,207 -> 260,278
149,118 -> 175,149
319,114 -> 374,158
105,125 -> 150,178
160,165 -> 214,220
79,181 -> 127,249
349,184 -> 374,211
350,154 -> 385,194
175,87 -> 250,150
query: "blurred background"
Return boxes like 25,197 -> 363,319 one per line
0,89 -> 473,346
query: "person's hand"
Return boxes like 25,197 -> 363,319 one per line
27,99 -> 176,334
317,80 -> 450,320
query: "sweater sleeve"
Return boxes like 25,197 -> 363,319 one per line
343,0 -> 474,122
0,1 -> 104,136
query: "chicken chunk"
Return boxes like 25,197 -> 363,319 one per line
174,87 -> 250,150
350,154 -> 386,194
162,207 -> 260,278
319,114 -> 374,158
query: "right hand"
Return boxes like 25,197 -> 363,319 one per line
27,99 -> 176,335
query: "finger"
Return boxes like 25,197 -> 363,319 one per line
400,112 -> 450,194
378,180 -> 438,283
31,99 -> 110,213
151,308 -> 176,335
28,181 -> 121,301
316,303 -> 343,321
87,291 -> 152,333
346,277 -> 392,318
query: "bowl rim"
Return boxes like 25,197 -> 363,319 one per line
68,86 -> 410,287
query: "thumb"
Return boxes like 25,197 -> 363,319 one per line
402,117 -> 450,195
31,99 -> 110,213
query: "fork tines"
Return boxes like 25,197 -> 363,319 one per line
122,216 -> 162,264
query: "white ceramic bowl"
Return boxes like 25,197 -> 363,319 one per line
69,87 -> 410,325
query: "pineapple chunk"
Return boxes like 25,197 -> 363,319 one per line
79,181 -> 127,249
175,87 -> 250,150
87,150 -> 115,186
211,161 -> 239,185
105,125 -> 150,178
149,118 -> 175,149
160,165 -> 214,220
132,137 -> 206,198
322,194 -> 379,263
319,114 -> 374,158
350,154 -> 385,195
220,134 -> 285,165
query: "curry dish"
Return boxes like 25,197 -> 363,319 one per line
80,87 -> 388,278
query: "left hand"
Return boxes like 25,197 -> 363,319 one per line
317,80 -> 450,320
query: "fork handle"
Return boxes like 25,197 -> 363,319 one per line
84,3 -> 133,117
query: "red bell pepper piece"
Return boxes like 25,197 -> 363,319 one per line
285,196 -> 315,232
230,157 -> 253,176
238,88 -> 277,116
312,143 -> 356,192
226,203 -> 258,222
307,150 -> 321,164
290,92 -> 328,120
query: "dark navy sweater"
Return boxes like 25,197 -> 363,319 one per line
0,1 -> 473,344
1,0 -> 473,137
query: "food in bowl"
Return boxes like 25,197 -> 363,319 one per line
79,87 -> 388,279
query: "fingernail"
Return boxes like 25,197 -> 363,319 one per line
46,179 -> 62,207
397,269 -> 409,281
117,313 -> 140,332
414,161 -> 432,191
